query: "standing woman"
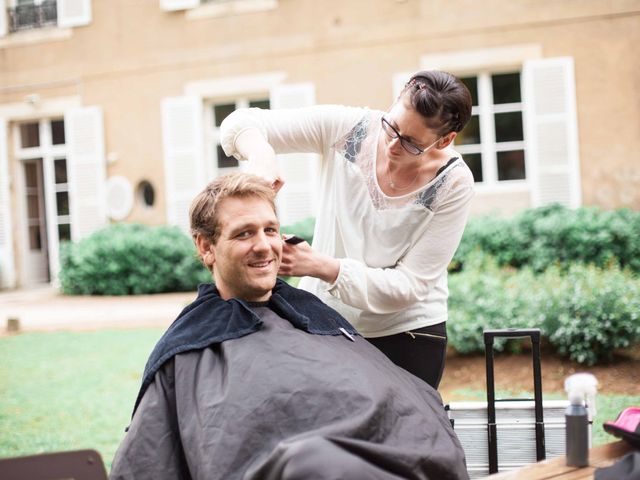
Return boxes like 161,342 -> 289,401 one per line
220,70 -> 473,390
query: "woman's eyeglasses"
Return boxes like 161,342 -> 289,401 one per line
381,117 -> 439,156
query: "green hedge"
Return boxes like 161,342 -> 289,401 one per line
280,217 -> 315,244
452,205 -> 640,273
448,253 -> 640,365
59,224 -> 211,295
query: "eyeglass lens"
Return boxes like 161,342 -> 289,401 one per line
381,118 -> 422,155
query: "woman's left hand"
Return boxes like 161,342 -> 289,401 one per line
279,238 -> 340,284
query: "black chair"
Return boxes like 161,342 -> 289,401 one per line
0,449 -> 107,480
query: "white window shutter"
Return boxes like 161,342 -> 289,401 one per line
57,0 -> 92,28
0,118 -> 16,288
0,0 -> 8,37
269,83 -> 318,226
160,0 -> 199,12
161,96 -> 205,233
523,57 -> 581,208
65,106 -> 107,240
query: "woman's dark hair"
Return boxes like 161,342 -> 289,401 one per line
403,70 -> 472,135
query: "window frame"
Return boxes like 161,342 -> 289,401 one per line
455,69 -> 528,190
203,95 -> 270,178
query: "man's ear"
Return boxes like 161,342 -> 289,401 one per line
438,132 -> 457,149
196,234 -> 216,269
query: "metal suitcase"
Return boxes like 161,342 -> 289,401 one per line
446,328 -> 571,478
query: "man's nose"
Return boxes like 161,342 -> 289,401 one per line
253,232 -> 270,252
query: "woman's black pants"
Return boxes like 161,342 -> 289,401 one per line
367,322 -> 447,390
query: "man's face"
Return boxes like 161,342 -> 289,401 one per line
210,196 -> 282,302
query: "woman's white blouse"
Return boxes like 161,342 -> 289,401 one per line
220,105 -> 474,337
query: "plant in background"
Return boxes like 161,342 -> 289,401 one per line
59,224 -> 211,295
448,252 -> 640,365
452,205 -> 640,273
540,264 -> 640,365
280,216 -> 315,244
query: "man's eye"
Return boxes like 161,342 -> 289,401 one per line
265,227 -> 278,234
236,231 -> 252,238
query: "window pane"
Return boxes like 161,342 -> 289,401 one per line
51,119 -> 66,145
24,162 -> 38,187
214,103 -> 235,127
494,112 -> 523,142
249,99 -> 270,109
58,224 -> 71,242
29,225 -> 42,250
54,158 -> 68,184
217,145 -> 239,169
456,115 -> 481,145
20,123 -> 40,148
27,193 -> 40,218
492,73 -> 521,104
460,76 -> 478,106
497,150 -> 526,181
463,153 -> 483,183
56,192 -> 69,216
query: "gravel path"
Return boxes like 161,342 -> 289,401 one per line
0,286 -> 196,335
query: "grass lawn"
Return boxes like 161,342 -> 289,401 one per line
1,330 -> 637,472
0,329 -> 163,470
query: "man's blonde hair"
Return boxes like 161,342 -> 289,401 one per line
189,172 -> 277,249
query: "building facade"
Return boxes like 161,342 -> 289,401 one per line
1,0 -> 639,288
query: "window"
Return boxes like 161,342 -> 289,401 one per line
8,0 -> 58,33
455,72 -> 526,186
15,118 -> 71,244
206,97 -> 270,176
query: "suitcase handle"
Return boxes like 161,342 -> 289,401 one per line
483,328 -> 545,473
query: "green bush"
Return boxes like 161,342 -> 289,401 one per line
540,264 -> 640,365
452,205 -> 640,272
281,216 -> 315,244
59,224 -> 211,295
448,252 -> 640,365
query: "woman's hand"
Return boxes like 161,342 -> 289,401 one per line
235,128 -> 285,192
279,237 -> 340,284
248,153 -> 284,193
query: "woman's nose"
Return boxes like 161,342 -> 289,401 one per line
389,136 -> 403,151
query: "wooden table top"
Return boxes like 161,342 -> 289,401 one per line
486,440 -> 634,479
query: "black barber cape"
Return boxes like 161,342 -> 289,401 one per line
110,280 -> 469,480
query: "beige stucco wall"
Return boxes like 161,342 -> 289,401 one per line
1,0 -> 639,229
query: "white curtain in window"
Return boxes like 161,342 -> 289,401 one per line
0,118 -> 16,288
65,106 -> 107,241
269,83 -> 318,225
161,96 -> 205,232
523,57 -> 581,208
57,0 -> 92,28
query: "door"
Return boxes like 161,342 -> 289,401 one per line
22,158 -> 50,284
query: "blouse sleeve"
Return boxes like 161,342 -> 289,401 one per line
220,105 -> 367,160
327,166 -> 475,314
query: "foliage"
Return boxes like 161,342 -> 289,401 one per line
280,216 -> 316,244
59,224 -> 211,295
448,252 -> 640,365
452,205 -> 640,273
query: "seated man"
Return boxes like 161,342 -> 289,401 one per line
110,173 -> 468,480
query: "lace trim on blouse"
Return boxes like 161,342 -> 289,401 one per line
334,112 -> 466,212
